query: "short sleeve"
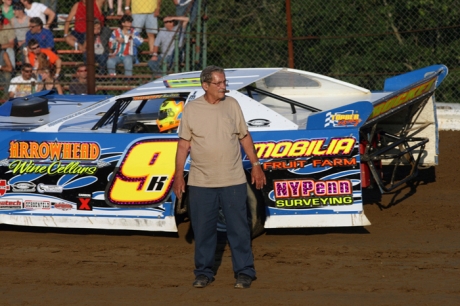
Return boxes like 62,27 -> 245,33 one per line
178,104 -> 192,141
233,100 -> 248,139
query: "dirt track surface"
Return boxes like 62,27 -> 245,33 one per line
1,131 -> 459,306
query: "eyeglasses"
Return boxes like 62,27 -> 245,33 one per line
208,80 -> 229,87
29,24 -> 38,28
77,69 -> 87,72
22,70 -> 33,73
164,20 -> 174,23
29,45 -> 40,50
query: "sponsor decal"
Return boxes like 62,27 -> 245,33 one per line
78,193 -> 91,197
370,77 -> 436,120
24,200 -> 51,210
0,199 -> 22,209
253,137 -> 356,160
37,184 -> 64,193
107,138 -> 178,206
312,157 -> 357,167
263,159 -> 308,171
324,111 -> 360,127
163,77 -> 201,88
188,91 -> 197,101
0,180 -> 10,196
132,93 -> 181,101
77,197 -> 92,211
248,119 -> 271,127
273,179 -> 353,209
54,202 -> 73,211
11,182 -> 36,192
275,196 -> 353,208
7,141 -> 101,175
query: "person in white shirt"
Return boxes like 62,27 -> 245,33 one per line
8,63 -> 37,98
20,0 -> 55,29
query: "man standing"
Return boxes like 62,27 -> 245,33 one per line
8,63 -> 36,98
173,66 -> 266,289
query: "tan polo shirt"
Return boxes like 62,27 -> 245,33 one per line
178,95 -> 248,188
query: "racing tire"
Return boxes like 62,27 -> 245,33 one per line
179,182 -> 266,239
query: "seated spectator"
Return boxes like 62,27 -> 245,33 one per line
25,17 -> 54,50
69,19 -> 110,75
125,0 -> 161,54
8,63 -> 37,98
107,14 -> 142,77
11,3 -> 30,51
69,64 -> 87,94
1,0 -> 14,21
63,0 -> 105,50
36,66 -> 63,94
148,16 -> 188,77
0,50 -> 14,99
0,14 -> 16,69
20,0 -> 55,29
40,0 -> 57,15
24,38 -> 61,78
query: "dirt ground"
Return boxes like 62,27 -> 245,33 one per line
1,131 -> 459,306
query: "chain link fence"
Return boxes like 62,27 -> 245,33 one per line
1,0 -> 459,102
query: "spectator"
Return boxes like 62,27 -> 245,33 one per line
1,0 -> 14,21
20,0 -> 55,29
11,3 -> 30,51
173,0 -> 199,26
0,50 -> 14,99
36,66 -> 62,94
107,0 -> 123,16
125,0 -> 161,54
107,14 -> 142,77
63,0 -> 105,50
8,63 -> 36,98
69,19 -> 110,75
68,64 -> 87,94
24,38 -> 61,78
25,17 -> 54,50
148,16 -> 188,77
0,14 -> 16,69
40,0 -> 57,15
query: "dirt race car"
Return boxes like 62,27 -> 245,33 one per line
0,65 -> 448,236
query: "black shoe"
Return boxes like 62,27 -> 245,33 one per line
234,273 -> 255,289
193,274 -> 214,288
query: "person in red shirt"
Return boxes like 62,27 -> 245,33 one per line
24,38 -> 62,79
63,0 -> 105,50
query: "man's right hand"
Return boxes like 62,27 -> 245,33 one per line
173,175 -> 186,200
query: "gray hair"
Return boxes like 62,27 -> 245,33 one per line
200,65 -> 225,84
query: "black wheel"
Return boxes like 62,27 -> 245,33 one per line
246,182 -> 266,238
216,182 -> 266,239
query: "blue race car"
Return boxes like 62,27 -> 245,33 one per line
0,65 -> 448,235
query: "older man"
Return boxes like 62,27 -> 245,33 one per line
173,66 -> 266,289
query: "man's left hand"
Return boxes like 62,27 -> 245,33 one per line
251,166 -> 266,190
